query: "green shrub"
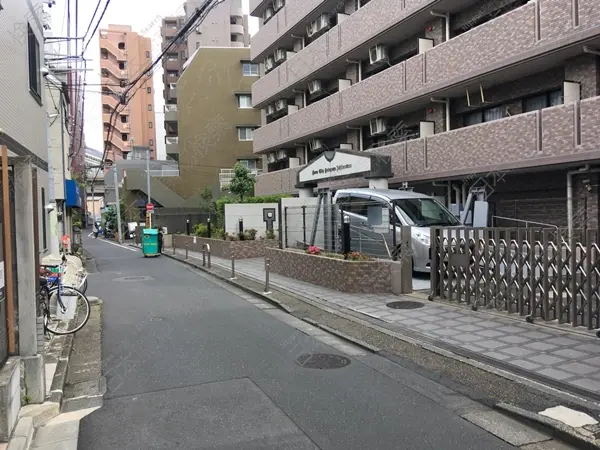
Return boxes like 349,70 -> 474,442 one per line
193,223 -> 208,237
265,229 -> 276,240
242,228 -> 257,240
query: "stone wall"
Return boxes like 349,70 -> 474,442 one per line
265,247 -> 395,293
172,235 -> 278,259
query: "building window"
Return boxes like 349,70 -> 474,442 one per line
237,127 -> 255,141
237,94 -> 252,108
147,87 -> 152,94
149,139 -> 154,146
149,121 -> 153,128
28,24 -> 41,101
122,133 -> 129,141
523,89 -> 563,113
119,61 -> 126,70
120,115 -> 128,123
118,42 -> 125,50
242,62 -> 259,76
148,104 -> 152,111
41,188 -> 47,250
146,50 -> 150,58
464,105 -> 504,126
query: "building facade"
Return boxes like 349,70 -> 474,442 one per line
250,0 -> 600,228
160,0 -> 251,163
99,25 -> 157,162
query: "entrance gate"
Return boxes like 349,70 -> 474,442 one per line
429,227 -> 600,329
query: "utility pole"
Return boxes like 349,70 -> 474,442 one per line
146,148 -> 152,228
59,92 -> 67,239
113,168 -> 123,244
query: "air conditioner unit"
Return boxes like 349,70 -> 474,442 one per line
308,80 -> 322,95
273,0 -> 284,12
308,139 -> 324,152
266,152 -> 277,164
275,99 -> 287,111
316,14 -> 330,31
370,117 -> 387,136
369,44 -> 388,65
263,7 -> 274,22
276,150 -> 287,160
264,56 -> 275,72
266,104 -> 276,116
274,48 -> 287,63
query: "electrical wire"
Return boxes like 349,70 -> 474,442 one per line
81,0 -> 112,56
82,0 -> 103,42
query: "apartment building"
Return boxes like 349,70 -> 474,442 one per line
99,25 -> 157,162
160,0 -> 250,162
250,0 -> 600,229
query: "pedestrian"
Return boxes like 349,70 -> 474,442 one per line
157,226 -> 163,254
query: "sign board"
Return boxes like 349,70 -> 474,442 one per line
298,151 -> 372,183
145,211 -> 151,228
146,203 -> 154,211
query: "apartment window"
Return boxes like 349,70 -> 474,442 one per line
237,94 -> 252,108
242,62 -> 259,76
119,61 -> 126,70
464,105 -> 504,126
28,24 -> 41,101
122,133 -> 129,141
146,51 -> 151,58
120,115 -> 128,123
149,121 -> 153,128
148,104 -> 152,111
100,50 -> 108,59
237,127 -> 255,141
231,34 -> 239,42
523,89 -> 563,113
118,42 -> 125,50
147,87 -> 152,94
149,139 -> 154,146
101,69 -> 109,77
41,188 -> 47,250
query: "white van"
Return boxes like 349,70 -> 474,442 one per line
333,188 -> 461,273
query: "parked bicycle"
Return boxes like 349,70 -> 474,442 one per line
39,254 -> 90,335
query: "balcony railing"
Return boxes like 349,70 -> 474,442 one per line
220,168 -> 262,189
253,0 -> 600,152
252,0 -> 600,109
164,105 -> 178,122
165,137 -> 179,145
255,96 -> 600,195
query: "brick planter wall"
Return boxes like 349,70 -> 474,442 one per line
265,247 -> 395,293
172,235 -> 278,259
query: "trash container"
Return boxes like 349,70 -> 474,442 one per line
142,228 -> 160,257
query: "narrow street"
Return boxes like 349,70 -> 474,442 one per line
78,236 -> 516,449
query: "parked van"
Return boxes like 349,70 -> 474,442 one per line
333,188 -> 461,273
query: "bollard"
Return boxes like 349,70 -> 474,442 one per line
186,219 -> 190,236
342,213 -> 351,259
238,217 -> 243,236
231,255 -> 236,279
202,248 -> 206,266
264,259 -> 271,294
207,218 -> 212,239
185,242 -> 189,259
205,244 -> 211,268
173,239 -> 176,255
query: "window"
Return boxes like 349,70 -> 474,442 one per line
237,127 -> 254,141
119,61 -> 126,70
100,50 -> 108,59
149,121 -> 153,128
146,50 -> 150,58
231,34 -> 239,42
237,94 -> 252,108
120,115 -> 128,123
28,24 -> 41,101
41,188 -> 47,250
394,198 -> 460,227
464,105 -> 504,126
118,42 -> 125,50
242,63 -> 259,76
523,89 -> 563,113
148,104 -> 152,111
147,87 -> 152,94
122,133 -> 129,141
149,139 -> 154,146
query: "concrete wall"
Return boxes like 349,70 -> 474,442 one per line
224,203 -> 278,238
172,234 -> 278,259
187,0 -> 249,50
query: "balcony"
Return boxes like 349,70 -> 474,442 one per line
231,23 -> 245,36
167,84 -> 177,100
103,113 -> 131,134
256,97 -> 600,195
100,58 -> 128,80
163,58 -> 180,71
250,0 -> 335,62
166,137 -> 179,155
253,0 -> 600,152
100,38 -> 126,61
164,105 -> 177,122
220,167 -> 263,189
252,0 -> 600,108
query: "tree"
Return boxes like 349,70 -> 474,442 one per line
228,162 -> 255,202
199,186 -> 216,214
102,201 -> 125,233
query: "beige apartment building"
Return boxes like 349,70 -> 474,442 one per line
249,0 -> 600,229
160,0 -> 250,162
99,25 -> 157,162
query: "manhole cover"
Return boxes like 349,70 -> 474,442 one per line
295,353 -> 351,369
386,301 -> 424,309
113,276 -> 153,282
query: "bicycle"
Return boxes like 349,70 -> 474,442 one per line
39,260 -> 90,335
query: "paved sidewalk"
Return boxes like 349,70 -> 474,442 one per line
176,248 -> 600,398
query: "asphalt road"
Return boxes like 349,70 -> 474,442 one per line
79,236 -> 516,450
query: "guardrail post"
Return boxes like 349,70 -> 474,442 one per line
264,258 -> 271,294
202,247 -> 206,266
185,241 -> 188,260
173,237 -> 176,255
207,244 -> 211,268
231,255 -> 236,279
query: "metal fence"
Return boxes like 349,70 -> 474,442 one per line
430,227 -> 600,329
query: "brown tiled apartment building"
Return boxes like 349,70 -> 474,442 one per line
99,25 -> 157,162
249,0 -> 600,228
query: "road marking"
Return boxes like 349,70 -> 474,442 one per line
94,239 -> 139,252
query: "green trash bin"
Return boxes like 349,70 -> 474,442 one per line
142,228 -> 159,257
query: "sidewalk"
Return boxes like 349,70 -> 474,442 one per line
175,247 -> 600,399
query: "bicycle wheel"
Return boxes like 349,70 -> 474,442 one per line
44,285 -> 91,335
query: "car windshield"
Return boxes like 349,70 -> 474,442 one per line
394,198 -> 460,227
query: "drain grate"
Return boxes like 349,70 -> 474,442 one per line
113,276 -> 154,282
386,301 -> 424,309
295,353 -> 351,369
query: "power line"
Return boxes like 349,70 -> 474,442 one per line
81,0 -> 111,56
82,0 -> 102,42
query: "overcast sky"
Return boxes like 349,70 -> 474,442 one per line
50,0 -> 258,159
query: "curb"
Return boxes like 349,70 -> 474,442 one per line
165,251 -> 600,449
46,332 -> 75,408
6,417 -> 33,450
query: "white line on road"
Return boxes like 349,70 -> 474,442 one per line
93,239 -> 139,252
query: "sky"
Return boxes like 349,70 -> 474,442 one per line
50,0 -> 258,160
